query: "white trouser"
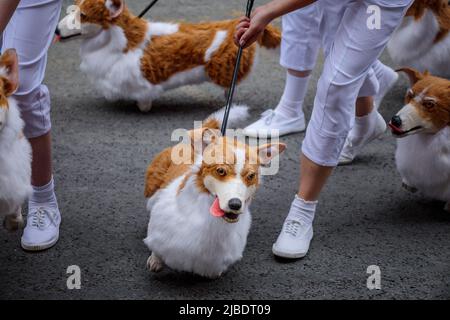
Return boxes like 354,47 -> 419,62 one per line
1,0 -> 62,138
301,0 -> 413,166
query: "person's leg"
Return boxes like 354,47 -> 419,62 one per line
273,0 -> 413,258
1,0 -> 63,251
338,60 -> 400,164
243,3 -> 321,137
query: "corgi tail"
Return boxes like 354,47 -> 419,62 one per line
257,24 -> 281,49
203,104 -> 249,130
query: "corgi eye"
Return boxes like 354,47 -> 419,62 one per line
80,12 -> 87,19
216,167 -> 227,176
423,99 -> 436,110
247,173 -> 256,181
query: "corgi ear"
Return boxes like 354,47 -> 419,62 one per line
396,67 -> 424,87
257,143 -> 286,166
0,49 -> 19,97
106,0 -> 124,19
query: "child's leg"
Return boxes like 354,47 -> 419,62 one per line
1,0 -> 63,251
273,0 -> 413,258
243,3 -> 321,137
338,61 -> 399,164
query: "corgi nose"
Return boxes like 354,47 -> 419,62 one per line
55,27 -> 61,37
228,198 -> 242,211
391,115 -> 402,128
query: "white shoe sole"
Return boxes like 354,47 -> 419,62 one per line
272,244 -> 308,259
21,231 -> 59,251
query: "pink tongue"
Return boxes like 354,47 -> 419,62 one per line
210,197 -> 225,217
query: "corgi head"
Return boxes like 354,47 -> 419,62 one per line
0,49 -> 19,131
57,0 -> 126,41
192,128 -> 286,223
389,67 -> 450,138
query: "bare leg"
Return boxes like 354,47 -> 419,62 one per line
355,96 -> 374,117
147,252 -> 164,272
297,154 -> 334,201
288,69 -> 311,78
29,132 -> 52,187
0,0 -> 20,34
4,206 -> 24,231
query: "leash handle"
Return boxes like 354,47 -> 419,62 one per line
138,0 -> 160,18
220,0 -> 255,135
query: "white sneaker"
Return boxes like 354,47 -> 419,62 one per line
338,112 -> 387,165
243,109 -> 306,138
21,207 -> 61,251
272,218 -> 313,259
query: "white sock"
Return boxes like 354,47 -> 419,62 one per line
349,109 -> 379,142
287,195 -> 317,225
28,177 -> 60,214
275,72 -> 310,119
373,61 -> 397,105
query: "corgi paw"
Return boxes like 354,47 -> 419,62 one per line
137,100 -> 153,113
445,202 -> 449,212
402,182 -> 418,193
3,213 -> 24,231
147,254 -> 164,273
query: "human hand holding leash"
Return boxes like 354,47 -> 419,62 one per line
235,0 -> 317,48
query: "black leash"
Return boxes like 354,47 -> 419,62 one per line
138,0 -> 160,18
220,0 -> 255,135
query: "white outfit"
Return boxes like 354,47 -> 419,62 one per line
302,0 -> 413,166
1,0 -> 62,138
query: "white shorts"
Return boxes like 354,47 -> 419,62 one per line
280,3 -> 321,71
302,0 -> 413,166
1,0 -> 62,138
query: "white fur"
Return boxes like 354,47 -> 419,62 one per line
205,31 -> 227,62
206,104 -> 249,128
396,127 -> 450,205
147,22 -> 179,37
144,169 -> 252,278
0,98 -> 32,221
388,11 -> 450,78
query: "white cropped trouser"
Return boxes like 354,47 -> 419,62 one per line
1,0 -> 62,139
281,0 -> 412,166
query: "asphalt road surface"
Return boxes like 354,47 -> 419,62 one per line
1,0 -> 449,300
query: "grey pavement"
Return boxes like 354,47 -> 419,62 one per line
1,0 -> 449,300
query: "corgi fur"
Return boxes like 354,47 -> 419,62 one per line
388,0 -> 450,78
0,49 -> 32,231
57,0 -> 281,112
143,105 -> 286,278
389,68 -> 450,211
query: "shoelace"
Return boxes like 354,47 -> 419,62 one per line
261,110 -> 276,125
29,208 -> 56,230
284,219 -> 303,237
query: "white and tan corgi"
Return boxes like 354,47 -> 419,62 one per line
143,106 -> 286,278
0,49 -> 32,231
389,68 -> 450,211
388,0 -> 450,78
56,0 -> 281,112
